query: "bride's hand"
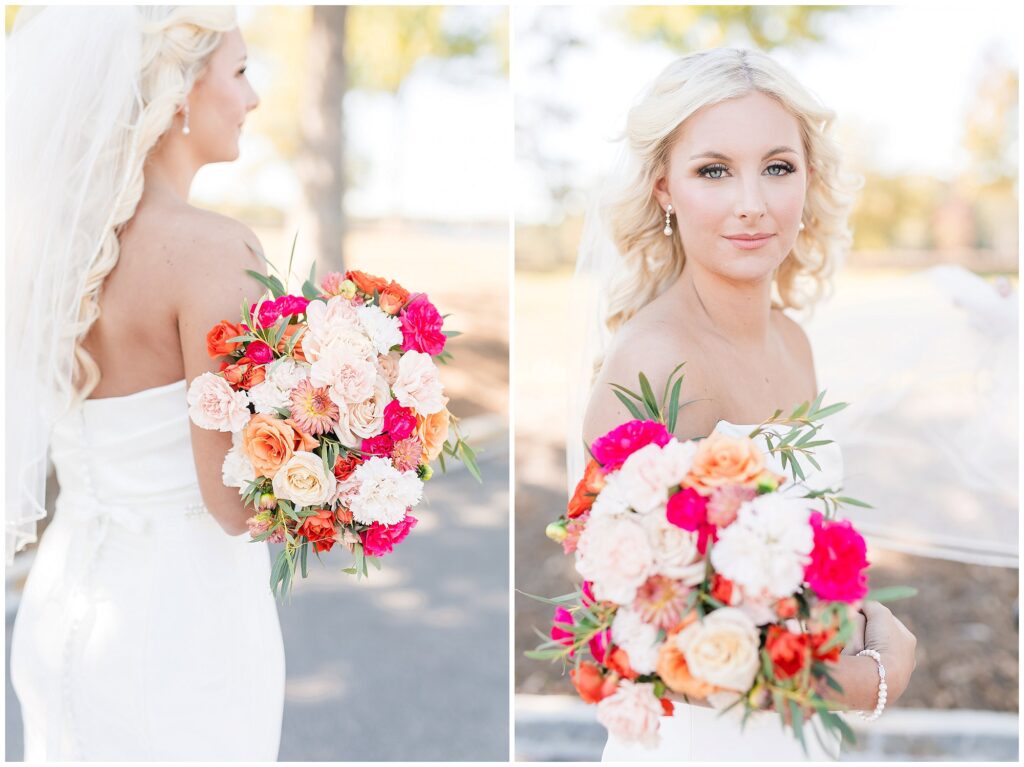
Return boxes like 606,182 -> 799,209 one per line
860,600 -> 917,705
840,606 -> 866,656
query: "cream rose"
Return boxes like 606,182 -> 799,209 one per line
575,514 -> 654,604
674,607 -> 760,692
596,680 -> 664,749
378,351 -> 401,386
187,372 -> 251,432
641,510 -> 706,585
334,378 -> 391,447
271,451 -> 337,507
393,350 -> 445,415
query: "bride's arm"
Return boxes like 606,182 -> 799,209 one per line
172,214 -> 269,536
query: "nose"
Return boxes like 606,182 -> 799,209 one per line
734,175 -> 767,221
248,86 -> 260,112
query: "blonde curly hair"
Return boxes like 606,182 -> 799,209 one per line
72,6 -> 237,401
603,47 -> 862,338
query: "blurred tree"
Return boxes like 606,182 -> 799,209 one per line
246,6 -> 504,275
621,5 -> 854,53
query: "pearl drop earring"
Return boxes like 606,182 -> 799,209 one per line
799,221 -> 805,231
663,204 -> 673,236
182,104 -> 191,135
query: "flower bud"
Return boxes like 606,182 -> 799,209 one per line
417,463 -> 434,481
756,471 -> 780,494
258,492 -> 278,511
545,519 -> 568,543
339,279 -> 357,299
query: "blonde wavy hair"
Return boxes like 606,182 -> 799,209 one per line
603,47 -> 862,338
72,6 -> 237,401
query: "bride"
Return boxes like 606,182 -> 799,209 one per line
574,48 -> 918,760
6,7 -> 284,760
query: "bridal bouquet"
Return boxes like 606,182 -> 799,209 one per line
528,364 -> 911,753
187,252 -> 480,598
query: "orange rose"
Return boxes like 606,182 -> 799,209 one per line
206,320 -> 245,358
570,661 -> 619,704
605,646 -> 639,681
766,625 -> 811,680
335,508 -> 354,525
809,628 -> 842,664
221,357 -> 266,390
284,418 -> 320,452
684,432 -> 765,496
568,458 -> 607,517
345,270 -> 388,296
379,281 -> 411,315
710,574 -> 736,606
242,414 -> 298,477
416,399 -> 451,461
276,324 -> 307,362
656,641 -> 718,699
333,454 -> 364,482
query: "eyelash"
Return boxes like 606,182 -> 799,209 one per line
697,161 -> 796,180
237,66 -> 247,76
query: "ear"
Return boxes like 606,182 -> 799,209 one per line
652,174 -> 672,211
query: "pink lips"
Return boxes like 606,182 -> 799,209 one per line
723,233 -> 775,250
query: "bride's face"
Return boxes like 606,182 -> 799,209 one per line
186,28 -> 259,162
654,90 -> 811,283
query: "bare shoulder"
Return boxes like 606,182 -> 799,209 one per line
583,308 -> 719,445
773,308 -> 818,392
169,206 -> 265,278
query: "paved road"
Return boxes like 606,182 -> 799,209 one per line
6,432 -> 509,761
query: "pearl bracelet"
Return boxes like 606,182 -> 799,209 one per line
855,648 -> 887,721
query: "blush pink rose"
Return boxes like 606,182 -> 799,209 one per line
359,514 -> 418,556
399,294 -> 446,356
804,511 -> 870,602
383,399 -> 417,440
186,372 -> 251,432
596,680 -> 664,748
590,420 -> 671,471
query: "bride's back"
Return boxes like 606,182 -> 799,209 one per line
82,193 -> 264,399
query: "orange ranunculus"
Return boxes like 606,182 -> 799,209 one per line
710,573 -> 736,606
809,628 -> 842,664
766,625 -> 811,680
684,432 -> 765,496
568,459 -> 607,518
605,646 -> 639,681
775,597 -> 799,620
276,324 -> 307,362
656,640 -> 717,699
345,270 -> 388,296
570,661 -> 619,704
335,508 -> 354,525
297,509 -> 337,553
206,320 -> 246,358
221,356 -> 266,390
416,399 -> 451,461
242,414 -> 298,477
379,281 -> 411,315
333,453 -> 364,482
284,418 -> 320,452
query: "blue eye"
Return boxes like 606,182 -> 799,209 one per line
698,164 -> 728,179
765,162 -> 796,176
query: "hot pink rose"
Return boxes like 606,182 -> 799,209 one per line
666,488 -> 717,554
246,340 -> 275,365
276,294 -> 310,317
590,420 -> 671,471
361,433 -> 394,457
399,294 -> 446,356
359,514 -> 418,557
804,511 -> 870,602
383,399 -> 417,440
551,606 -> 575,655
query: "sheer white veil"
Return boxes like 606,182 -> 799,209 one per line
5,7 -> 146,563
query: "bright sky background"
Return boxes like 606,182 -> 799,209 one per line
514,4 -> 1021,224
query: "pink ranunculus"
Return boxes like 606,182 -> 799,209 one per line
277,294 -> 310,317
320,272 -> 347,297
383,399 -> 417,441
804,511 -> 870,603
589,627 -> 610,665
399,294 -> 446,356
246,340 -> 275,365
551,606 -> 576,655
360,513 -> 418,557
590,420 -> 671,471
251,299 -> 283,329
361,433 -> 395,457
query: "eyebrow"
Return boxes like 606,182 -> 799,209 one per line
689,146 -> 798,161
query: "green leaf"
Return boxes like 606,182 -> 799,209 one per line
819,709 -> 856,745
302,280 -> 320,301
812,402 -> 848,420
607,382 -> 644,402
791,400 -> 810,420
836,496 -> 874,509
666,375 -> 684,433
342,567 -> 358,575
286,231 -> 300,291
442,330 -> 463,339
613,390 -> 646,420
458,441 -> 484,483
246,269 -> 285,299
638,373 -> 660,419
789,700 -> 807,756
865,585 -> 919,602
300,540 -> 309,578
515,588 -> 581,606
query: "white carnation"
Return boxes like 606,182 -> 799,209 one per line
596,681 -> 663,749
589,471 -> 631,518
611,608 -> 661,675
248,359 -> 310,414
357,303 -> 403,355
616,440 -> 699,514
709,494 -> 815,600
221,431 -> 255,492
348,456 -> 423,525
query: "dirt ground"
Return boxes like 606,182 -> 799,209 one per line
513,269 -> 1018,713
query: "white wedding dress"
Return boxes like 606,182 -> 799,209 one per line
602,419 -> 846,762
9,379 -> 286,761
